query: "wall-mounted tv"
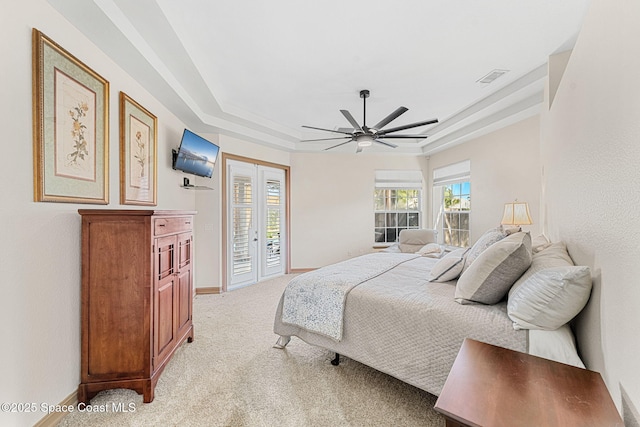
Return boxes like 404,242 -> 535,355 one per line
172,129 -> 220,178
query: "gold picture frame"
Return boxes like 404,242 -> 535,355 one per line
119,92 -> 157,206
32,29 -> 109,204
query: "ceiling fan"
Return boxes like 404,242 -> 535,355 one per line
301,89 -> 438,153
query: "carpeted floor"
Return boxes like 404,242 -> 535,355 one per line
59,274 -> 445,426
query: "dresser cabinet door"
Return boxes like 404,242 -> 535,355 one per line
176,232 -> 193,337
154,235 -> 177,368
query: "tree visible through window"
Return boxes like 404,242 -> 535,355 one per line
374,189 -> 421,243
442,182 -> 470,247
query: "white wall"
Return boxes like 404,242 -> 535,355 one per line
540,0 -> 640,418
289,152 -> 428,268
427,116 -> 542,244
0,2 -> 195,425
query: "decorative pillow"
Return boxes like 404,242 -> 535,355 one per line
461,227 -> 507,272
429,248 -> 469,282
507,266 -> 592,330
531,234 -> 552,254
508,242 -> 574,300
416,243 -> 443,258
455,232 -> 532,305
500,225 -> 522,235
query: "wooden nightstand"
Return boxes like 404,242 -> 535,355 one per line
434,338 -> 624,427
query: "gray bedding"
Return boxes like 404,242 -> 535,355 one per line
273,253 -> 528,396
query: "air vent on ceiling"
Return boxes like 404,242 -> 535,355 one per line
476,69 -> 509,84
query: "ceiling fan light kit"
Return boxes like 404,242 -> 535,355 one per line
356,134 -> 374,147
301,89 -> 438,153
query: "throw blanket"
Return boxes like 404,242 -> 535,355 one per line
281,253 -> 419,341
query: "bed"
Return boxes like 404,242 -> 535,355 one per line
273,228 -> 591,397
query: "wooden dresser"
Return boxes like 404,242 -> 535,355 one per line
77,209 -> 196,403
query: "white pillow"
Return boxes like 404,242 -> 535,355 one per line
455,232 -> 532,305
507,266 -> 592,330
508,242 -> 574,300
416,243 -> 443,258
428,248 -> 468,282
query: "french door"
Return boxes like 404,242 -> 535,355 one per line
227,159 -> 286,290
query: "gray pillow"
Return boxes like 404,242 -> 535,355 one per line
455,232 -> 532,305
507,266 -> 592,330
462,227 -> 507,272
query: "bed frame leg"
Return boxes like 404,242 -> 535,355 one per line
273,335 -> 291,349
331,353 -> 340,366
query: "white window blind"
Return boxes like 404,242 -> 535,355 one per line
433,160 -> 470,185
265,179 -> 281,269
375,170 -> 423,189
232,176 -> 253,276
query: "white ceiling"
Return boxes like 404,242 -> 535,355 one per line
49,0 -> 591,155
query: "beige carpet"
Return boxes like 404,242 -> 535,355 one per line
59,275 -> 445,427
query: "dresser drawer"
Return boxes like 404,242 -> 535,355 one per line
154,216 -> 193,236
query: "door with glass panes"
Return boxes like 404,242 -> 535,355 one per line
227,160 -> 286,289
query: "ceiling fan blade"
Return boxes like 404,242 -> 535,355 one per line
340,110 -> 364,132
325,140 -> 354,150
372,106 -> 408,130
337,127 -> 354,133
375,139 -> 398,148
302,125 -> 353,135
301,136 -> 353,142
377,134 -> 429,139
377,118 -> 439,136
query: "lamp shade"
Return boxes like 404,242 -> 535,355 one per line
501,201 -> 533,226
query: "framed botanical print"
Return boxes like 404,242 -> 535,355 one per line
119,92 -> 157,206
32,29 -> 109,204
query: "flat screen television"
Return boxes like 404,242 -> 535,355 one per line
172,129 -> 220,178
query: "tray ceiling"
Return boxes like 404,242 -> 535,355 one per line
49,0 -> 591,155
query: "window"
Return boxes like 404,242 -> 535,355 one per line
433,161 -> 471,247
441,182 -> 470,246
374,170 -> 423,244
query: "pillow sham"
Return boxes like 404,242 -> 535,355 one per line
416,243 -> 444,258
462,227 -> 507,272
508,242 -> 574,300
507,266 -> 592,330
531,234 -> 552,254
455,232 -> 532,305
428,248 -> 469,282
